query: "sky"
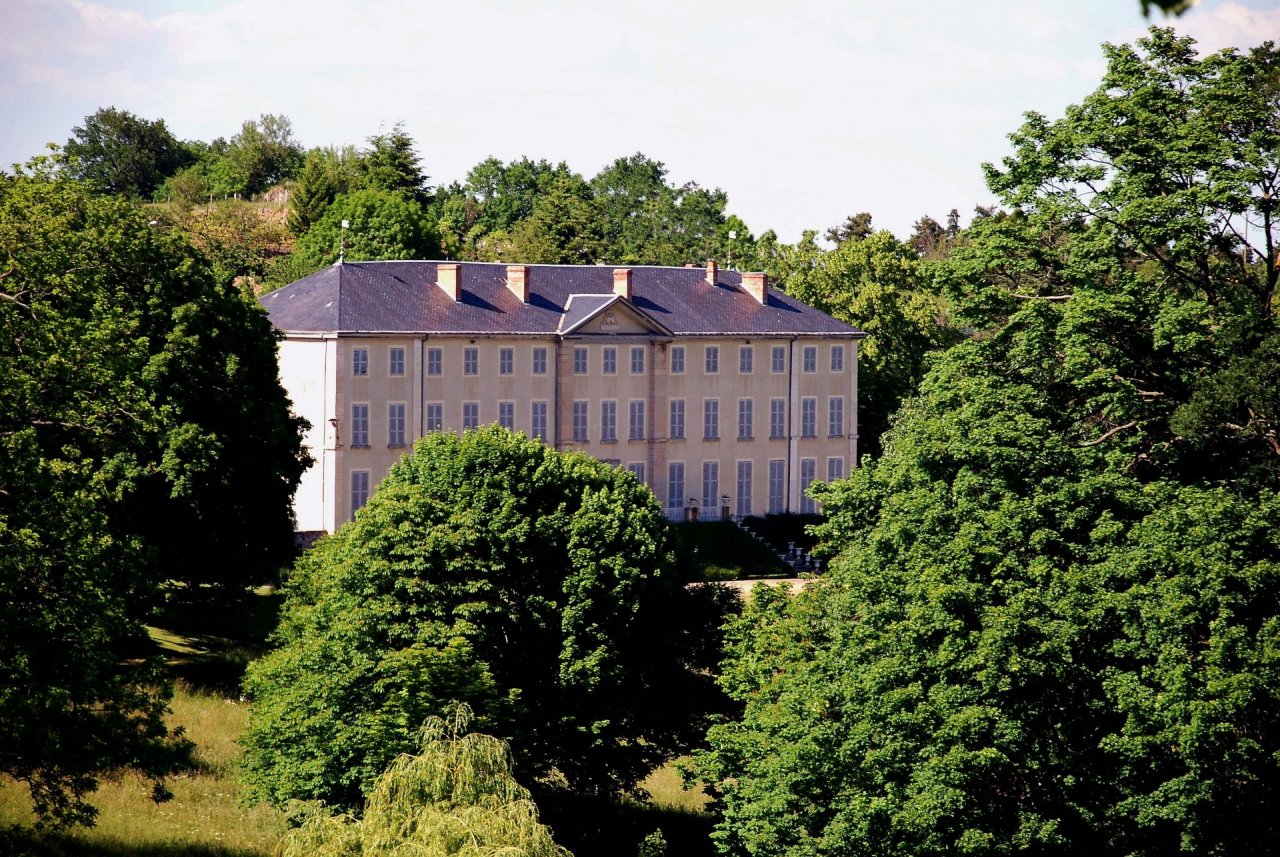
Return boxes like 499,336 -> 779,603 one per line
2,0 -> 1279,243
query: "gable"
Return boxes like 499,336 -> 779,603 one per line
559,293 -> 673,337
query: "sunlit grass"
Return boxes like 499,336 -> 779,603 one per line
0,684 -> 285,857
640,758 -> 709,814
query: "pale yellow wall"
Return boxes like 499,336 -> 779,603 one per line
322,330 -> 859,526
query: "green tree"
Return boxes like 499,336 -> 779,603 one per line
63,107 -> 192,198
784,229 -> 956,454
288,145 -> 362,236
0,160 -> 307,826
243,427 -> 724,809
823,211 -> 874,246
294,188 -> 438,267
434,157 -> 583,259
484,175 -> 605,264
360,123 -> 431,207
276,707 -> 570,857
694,29 -> 1280,857
217,113 -> 304,198
591,153 -> 729,265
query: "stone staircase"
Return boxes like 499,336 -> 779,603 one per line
731,517 -> 823,574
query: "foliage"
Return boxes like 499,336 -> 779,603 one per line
590,153 -> 729,266
0,685 -> 287,856
287,146 -> 362,236
824,212 -> 874,246
0,163 -> 306,825
157,198 -> 292,287
214,114 -> 304,198
275,706 -> 570,857
783,229 -> 957,454
693,29 -> 1280,857
63,107 -> 192,199
243,427 -> 729,809
360,123 -> 432,207
294,188 -> 437,266
483,175 -> 605,264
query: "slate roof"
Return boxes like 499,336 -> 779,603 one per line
260,261 -> 863,338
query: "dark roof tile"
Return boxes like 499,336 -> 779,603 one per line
260,261 -> 863,338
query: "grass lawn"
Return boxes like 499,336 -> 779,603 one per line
0,684 -> 286,857
0,587 -> 717,857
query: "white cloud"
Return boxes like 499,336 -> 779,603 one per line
3,0 -> 1275,240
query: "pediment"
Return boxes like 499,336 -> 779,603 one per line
559,294 -> 673,337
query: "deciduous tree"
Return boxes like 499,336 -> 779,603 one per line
243,427 -> 724,809
0,160 -> 307,826
294,188 -> 438,267
693,29 -> 1280,857
63,107 -> 192,198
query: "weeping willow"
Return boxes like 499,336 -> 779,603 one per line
275,706 -> 571,857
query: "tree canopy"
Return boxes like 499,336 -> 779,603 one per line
694,29 -> 1280,857
64,107 -> 193,199
243,426 -> 728,810
0,159 -> 308,826
294,187 -> 438,267
276,707 -> 569,857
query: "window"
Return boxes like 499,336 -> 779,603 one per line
670,346 -> 685,374
801,398 -> 817,437
831,345 -> 845,372
574,347 -> 588,375
829,396 -> 844,437
739,346 -> 753,374
532,347 -> 548,375
771,345 -> 786,373
768,460 -> 785,513
770,398 -> 786,439
573,401 -> 589,441
464,347 -> 478,376
352,348 -> 368,376
802,346 -> 817,373
531,401 -> 547,441
601,400 -> 617,442
828,457 -> 845,481
627,462 -> 645,483
387,403 -> 406,446
701,461 -> 719,511
351,471 -> 370,519
738,399 -> 754,439
463,402 -> 480,430
389,347 -> 405,376
499,347 -> 514,375
736,461 -> 753,517
669,399 -> 685,440
603,347 -> 617,375
427,348 -> 443,376
629,400 -> 645,440
704,399 -> 719,440
667,462 -> 685,510
631,346 -> 645,374
498,401 -> 515,430
426,403 -> 443,432
800,458 -> 817,514
705,345 -> 719,374
351,403 -> 369,447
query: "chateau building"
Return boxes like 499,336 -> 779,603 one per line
261,260 -> 863,534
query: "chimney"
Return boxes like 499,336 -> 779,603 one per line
438,263 -> 460,301
706,260 -> 718,285
613,268 -> 633,300
742,272 -> 768,304
506,264 -> 530,303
